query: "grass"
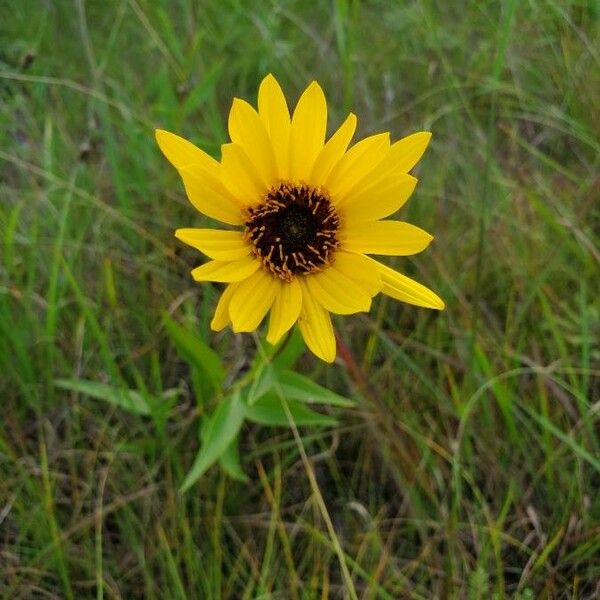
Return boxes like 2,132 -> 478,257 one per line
1,0 -> 599,597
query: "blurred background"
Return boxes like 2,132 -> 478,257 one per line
1,0 -> 599,598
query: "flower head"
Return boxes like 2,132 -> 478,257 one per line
156,74 -> 444,362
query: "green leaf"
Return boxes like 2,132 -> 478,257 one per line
245,362 -> 275,406
271,327 -> 305,370
199,400 -> 248,483
161,311 -> 225,393
219,438 -> 248,482
54,379 -> 153,415
278,370 -> 354,407
243,393 -> 337,427
180,391 -> 245,491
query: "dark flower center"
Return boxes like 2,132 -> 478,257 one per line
244,183 -> 340,281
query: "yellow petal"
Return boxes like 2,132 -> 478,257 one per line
156,129 -> 244,224
155,129 -> 219,173
309,113 -> 357,186
228,269 -> 279,332
341,221 -> 433,256
298,279 -> 336,363
258,74 -> 291,178
352,133 -> 430,204
175,229 -> 251,261
377,131 -> 432,174
220,143 -> 268,205
305,265 -> 372,315
211,283 -> 239,331
178,166 -> 244,225
330,251 -> 382,297
341,173 -> 417,223
228,98 -> 277,185
266,278 -> 302,345
366,257 -> 445,309
288,81 -> 327,182
191,256 -> 260,283
325,133 -> 390,201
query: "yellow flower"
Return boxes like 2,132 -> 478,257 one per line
156,74 -> 444,363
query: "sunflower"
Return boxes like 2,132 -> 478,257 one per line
156,74 -> 444,362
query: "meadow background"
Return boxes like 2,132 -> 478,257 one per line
1,0 -> 599,598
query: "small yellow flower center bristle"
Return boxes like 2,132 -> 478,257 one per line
244,183 -> 340,282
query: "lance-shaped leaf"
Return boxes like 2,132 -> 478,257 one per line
243,392 -> 337,427
278,370 -> 354,407
180,391 -> 244,491
54,379 -> 158,415
219,438 -> 248,482
162,311 -> 225,393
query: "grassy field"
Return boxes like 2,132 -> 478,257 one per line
1,0 -> 599,598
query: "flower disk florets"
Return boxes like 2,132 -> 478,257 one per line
244,183 -> 340,281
